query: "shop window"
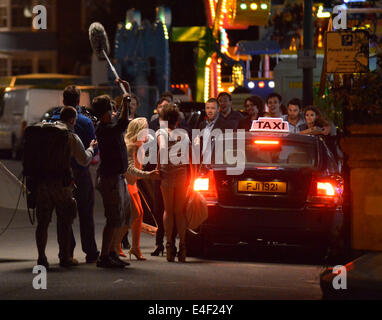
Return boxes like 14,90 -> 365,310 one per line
11,58 -> 32,75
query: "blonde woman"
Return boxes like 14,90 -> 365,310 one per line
117,117 -> 159,260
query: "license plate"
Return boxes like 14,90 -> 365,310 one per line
237,181 -> 287,193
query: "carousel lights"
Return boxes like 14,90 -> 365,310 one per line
317,5 -> 331,18
163,23 -> 169,40
220,0 -> 228,27
220,28 -> 229,53
260,3 -> 268,10
240,3 -> 247,10
232,64 -> 244,87
204,64 -> 211,102
318,33 -> 323,48
209,0 -> 216,21
250,3 -> 258,10
217,61 -> 222,92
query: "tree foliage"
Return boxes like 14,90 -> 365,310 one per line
315,52 -> 382,128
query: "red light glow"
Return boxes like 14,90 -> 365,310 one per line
317,182 -> 335,196
254,140 -> 280,145
193,171 -> 217,200
194,178 -> 209,191
258,81 -> 265,88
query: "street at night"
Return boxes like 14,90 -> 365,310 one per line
0,160 -> 324,300
0,0 -> 382,307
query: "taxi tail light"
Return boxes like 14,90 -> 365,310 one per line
307,176 -> 344,208
193,170 -> 217,200
254,140 -> 280,145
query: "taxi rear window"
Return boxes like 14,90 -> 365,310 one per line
211,137 -> 317,168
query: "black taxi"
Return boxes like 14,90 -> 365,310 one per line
187,117 -> 344,257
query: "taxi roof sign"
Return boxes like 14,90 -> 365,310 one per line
250,117 -> 289,132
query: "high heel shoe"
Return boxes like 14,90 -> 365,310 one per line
121,235 -> 130,250
128,248 -> 147,261
166,243 -> 175,262
178,245 -> 186,263
119,245 -> 126,258
151,244 -> 164,256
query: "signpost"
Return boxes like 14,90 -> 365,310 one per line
303,0 -> 314,106
325,30 -> 369,73
297,49 -> 317,69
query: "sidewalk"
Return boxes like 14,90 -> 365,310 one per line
320,251 -> 382,299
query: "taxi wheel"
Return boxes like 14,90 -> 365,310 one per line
325,237 -> 347,265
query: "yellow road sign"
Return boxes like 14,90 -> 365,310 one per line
325,30 -> 369,73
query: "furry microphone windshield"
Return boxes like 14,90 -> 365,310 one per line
89,22 -> 110,60
88,22 -> 129,95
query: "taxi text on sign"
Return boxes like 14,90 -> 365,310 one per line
250,117 -> 289,132
325,30 -> 369,74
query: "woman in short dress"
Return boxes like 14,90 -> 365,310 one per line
118,117 -> 159,260
157,103 -> 190,262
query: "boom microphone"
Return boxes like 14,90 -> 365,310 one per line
89,22 -> 110,59
89,22 -> 129,95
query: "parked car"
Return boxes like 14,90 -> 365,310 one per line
187,121 -> 345,260
0,88 -> 90,158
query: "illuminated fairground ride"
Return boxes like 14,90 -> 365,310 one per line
112,1 -> 381,110
174,0 -> 382,106
172,0 -> 272,104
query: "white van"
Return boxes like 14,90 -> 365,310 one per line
0,88 -> 90,158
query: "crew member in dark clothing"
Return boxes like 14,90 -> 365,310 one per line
217,92 -> 243,130
92,80 -> 132,268
52,85 -> 100,264
150,97 -> 190,134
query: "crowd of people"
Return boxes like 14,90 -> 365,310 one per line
33,80 -> 340,269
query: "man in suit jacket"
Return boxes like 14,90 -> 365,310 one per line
198,98 -> 228,131
195,98 -> 229,163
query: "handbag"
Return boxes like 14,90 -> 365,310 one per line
185,164 -> 208,230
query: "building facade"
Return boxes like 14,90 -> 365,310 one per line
0,0 -> 57,76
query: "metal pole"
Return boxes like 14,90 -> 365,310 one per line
303,0 -> 314,106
